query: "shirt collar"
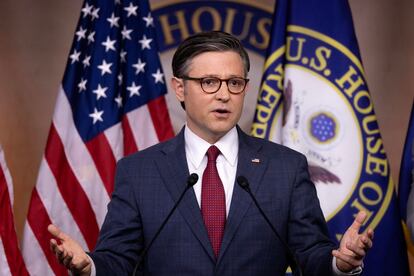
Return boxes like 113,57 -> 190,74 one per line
184,125 -> 239,169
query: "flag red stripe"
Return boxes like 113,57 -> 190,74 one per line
46,124 -> 99,249
147,96 -> 175,141
122,116 -> 139,156
0,167 -> 29,276
85,132 -> 116,196
26,189 -> 67,275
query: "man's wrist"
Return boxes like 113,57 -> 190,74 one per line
68,254 -> 93,276
332,256 -> 363,276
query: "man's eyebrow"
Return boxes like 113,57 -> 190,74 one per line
196,74 -> 244,78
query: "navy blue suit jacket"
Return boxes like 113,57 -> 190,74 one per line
90,127 -> 336,275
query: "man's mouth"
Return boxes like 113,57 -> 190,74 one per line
214,108 -> 229,114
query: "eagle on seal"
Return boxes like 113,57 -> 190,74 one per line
282,79 -> 341,185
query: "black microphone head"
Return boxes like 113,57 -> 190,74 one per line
236,175 -> 249,190
187,173 -> 199,187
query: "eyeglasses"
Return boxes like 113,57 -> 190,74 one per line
181,76 -> 249,94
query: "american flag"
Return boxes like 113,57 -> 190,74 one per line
21,0 -> 174,274
0,145 -> 29,276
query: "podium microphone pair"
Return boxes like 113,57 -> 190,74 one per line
132,174 -> 302,276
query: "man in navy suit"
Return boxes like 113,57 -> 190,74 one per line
49,31 -> 373,275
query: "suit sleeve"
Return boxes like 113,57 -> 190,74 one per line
89,158 -> 143,275
288,154 -> 336,276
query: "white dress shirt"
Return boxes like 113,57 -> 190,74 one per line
184,125 -> 238,216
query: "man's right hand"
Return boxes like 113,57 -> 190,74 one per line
48,224 -> 92,276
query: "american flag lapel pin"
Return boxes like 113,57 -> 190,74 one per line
251,158 -> 260,163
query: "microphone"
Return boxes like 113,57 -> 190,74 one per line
236,176 -> 302,276
132,173 -> 199,276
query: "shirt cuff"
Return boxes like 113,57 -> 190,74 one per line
332,256 -> 363,275
88,254 -> 96,276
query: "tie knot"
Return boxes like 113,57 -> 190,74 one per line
206,145 -> 220,162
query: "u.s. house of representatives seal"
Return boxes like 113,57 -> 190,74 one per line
252,25 -> 393,240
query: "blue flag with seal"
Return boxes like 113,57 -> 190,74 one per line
251,0 -> 410,275
399,100 -> 414,254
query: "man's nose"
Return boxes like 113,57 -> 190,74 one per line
215,80 -> 230,101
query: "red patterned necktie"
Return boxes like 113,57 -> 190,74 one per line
201,145 -> 226,258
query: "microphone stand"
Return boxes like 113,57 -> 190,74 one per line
132,173 -> 199,276
237,176 -> 302,276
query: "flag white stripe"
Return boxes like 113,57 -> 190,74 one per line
22,223 -> 54,276
104,122 -> 124,162
0,146 -> 13,206
127,104 -> 159,150
0,238 -> 12,276
36,158 -> 88,249
54,87 -> 110,227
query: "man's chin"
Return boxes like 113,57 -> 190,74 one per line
209,124 -> 236,137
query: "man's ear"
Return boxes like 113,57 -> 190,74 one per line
171,77 -> 185,102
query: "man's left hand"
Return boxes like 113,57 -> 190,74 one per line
332,211 -> 374,272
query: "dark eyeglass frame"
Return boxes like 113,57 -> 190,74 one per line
180,76 -> 249,94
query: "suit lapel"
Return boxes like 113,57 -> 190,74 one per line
217,128 -> 268,264
154,128 -> 216,262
